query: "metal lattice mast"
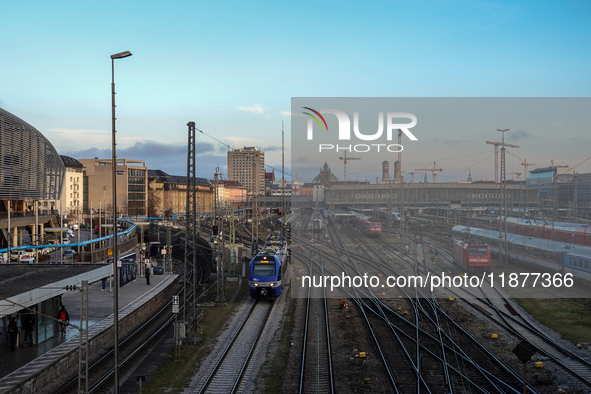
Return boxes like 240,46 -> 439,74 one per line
215,169 -> 226,301
185,122 -> 197,322
228,207 -> 236,277
166,224 -> 172,274
77,280 -> 89,394
498,128 -> 509,267
282,122 -> 285,238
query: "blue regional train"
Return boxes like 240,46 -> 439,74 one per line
452,226 -> 591,284
249,234 -> 287,298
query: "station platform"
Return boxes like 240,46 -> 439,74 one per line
0,273 -> 177,393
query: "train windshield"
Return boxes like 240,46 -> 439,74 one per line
253,263 -> 276,276
469,246 -> 488,255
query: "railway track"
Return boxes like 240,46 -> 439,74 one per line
192,299 -> 274,394
347,228 -> 534,393
411,222 -> 591,389
297,217 -> 540,393
55,285 -> 183,394
388,223 -> 591,391
298,249 -> 334,394
475,281 -> 591,387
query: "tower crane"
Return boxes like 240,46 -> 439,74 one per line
521,159 -> 536,181
339,151 -> 360,182
507,172 -> 522,181
486,140 -> 519,183
414,162 -> 443,183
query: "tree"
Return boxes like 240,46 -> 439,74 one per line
148,189 -> 161,217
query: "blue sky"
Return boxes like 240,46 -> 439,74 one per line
1,1 -> 590,182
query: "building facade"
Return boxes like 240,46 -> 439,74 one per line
79,158 -> 148,217
219,180 -> 247,204
227,147 -> 265,194
59,156 -> 83,224
148,170 -> 213,216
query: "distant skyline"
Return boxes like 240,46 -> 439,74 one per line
1,1 -> 590,182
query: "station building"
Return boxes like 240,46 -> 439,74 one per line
324,182 -> 539,212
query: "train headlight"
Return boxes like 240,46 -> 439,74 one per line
253,283 -> 258,287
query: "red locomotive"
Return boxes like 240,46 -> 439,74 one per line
351,212 -> 382,234
452,239 -> 491,270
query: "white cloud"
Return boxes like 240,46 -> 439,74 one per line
281,111 -> 304,117
46,128 -> 147,149
238,104 -> 264,114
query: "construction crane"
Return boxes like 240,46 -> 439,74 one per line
507,172 -> 522,181
521,159 -> 536,181
339,151 -> 360,182
414,162 -> 443,183
486,140 -> 519,183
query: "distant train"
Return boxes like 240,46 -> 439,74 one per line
505,217 -> 591,246
452,240 -> 491,271
249,233 -> 287,298
452,226 -> 591,283
351,212 -> 382,234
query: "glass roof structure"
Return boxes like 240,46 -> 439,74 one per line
0,108 -> 65,200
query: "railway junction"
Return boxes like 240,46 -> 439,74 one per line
2,108 -> 591,393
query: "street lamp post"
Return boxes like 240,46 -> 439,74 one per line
111,50 -> 132,394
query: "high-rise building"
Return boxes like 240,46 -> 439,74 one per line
227,147 -> 265,194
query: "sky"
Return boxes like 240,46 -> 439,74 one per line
1,0 -> 590,183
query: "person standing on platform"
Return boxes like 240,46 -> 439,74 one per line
145,263 -> 151,285
23,314 -> 35,347
57,305 -> 69,335
8,317 -> 18,351
101,277 -> 108,291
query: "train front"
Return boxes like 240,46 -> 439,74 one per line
249,254 -> 282,298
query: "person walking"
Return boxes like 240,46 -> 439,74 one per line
57,305 -> 69,335
8,317 -> 19,351
145,263 -> 151,285
22,314 -> 35,347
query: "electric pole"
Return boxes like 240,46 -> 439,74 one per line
498,128 -> 510,267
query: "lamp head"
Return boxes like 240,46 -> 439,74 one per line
111,51 -> 132,59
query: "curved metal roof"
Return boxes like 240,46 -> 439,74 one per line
0,107 -> 65,200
